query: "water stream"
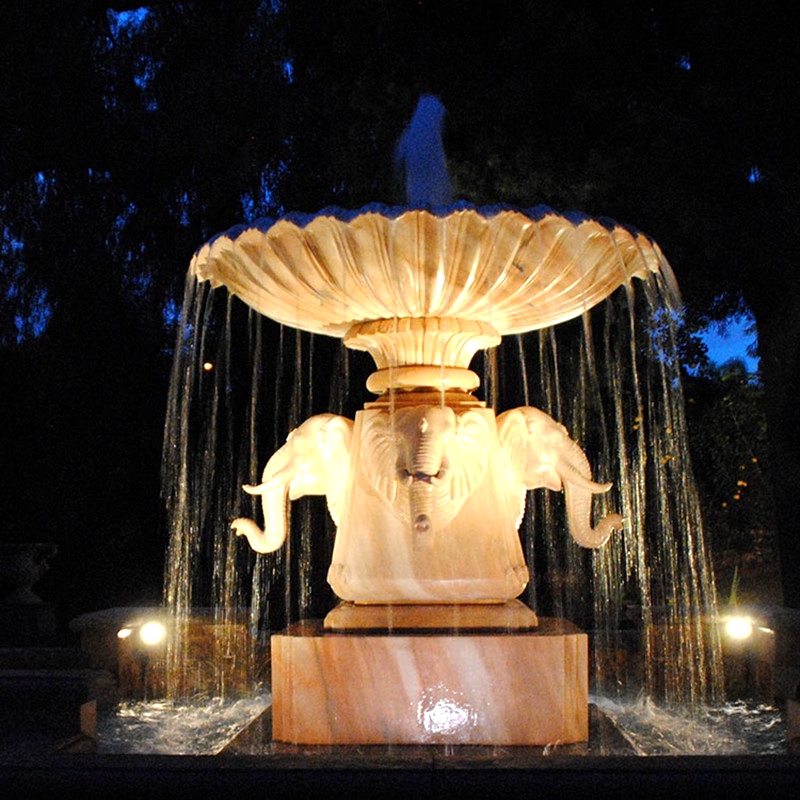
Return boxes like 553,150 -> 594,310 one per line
146,92 -> 781,757
162,260 -> 723,709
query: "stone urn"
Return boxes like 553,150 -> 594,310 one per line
0,542 -> 58,605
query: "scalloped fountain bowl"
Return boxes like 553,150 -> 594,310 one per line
190,204 -> 674,392
190,203 -> 672,337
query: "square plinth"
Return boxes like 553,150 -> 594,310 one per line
271,615 -> 588,745
323,599 -> 539,630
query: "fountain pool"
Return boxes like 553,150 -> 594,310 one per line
94,693 -> 787,757
155,96 -> 757,752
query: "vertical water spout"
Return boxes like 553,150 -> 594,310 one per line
395,94 -> 453,206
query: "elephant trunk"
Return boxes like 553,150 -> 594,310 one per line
563,478 -> 623,548
560,442 -> 623,549
232,480 -> 290,554
409,476 -> 437,551
406,422 -> 450,551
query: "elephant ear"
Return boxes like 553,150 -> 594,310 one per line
497,408 -> 528,487
497,406 -> 564,491
320,415 -> 354,526
449,409 -> 491,503
496,408 -> 532,528
360,410 -> 401,506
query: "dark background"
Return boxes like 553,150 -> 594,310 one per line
1,1 -> 796,622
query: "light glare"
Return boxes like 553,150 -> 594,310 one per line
725,615 -> 753,640
140,620 -> 167,645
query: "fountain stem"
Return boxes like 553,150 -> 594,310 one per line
344,316 -> 500,393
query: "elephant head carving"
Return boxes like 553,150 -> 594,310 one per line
497,406 -> 623,548
362,405 -> 490,550
231,413 -> 353,553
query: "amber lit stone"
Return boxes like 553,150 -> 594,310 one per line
323,599 -> 538,630
271,616 -> 587,745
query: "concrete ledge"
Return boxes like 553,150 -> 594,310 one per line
1,752 -> 799,796
0,668 -> 116,737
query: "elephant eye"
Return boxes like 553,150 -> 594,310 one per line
428,468 -> 450,485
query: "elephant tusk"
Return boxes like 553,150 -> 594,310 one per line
243,463 -> 296,495
558,460 -> 612,494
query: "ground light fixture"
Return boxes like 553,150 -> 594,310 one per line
725,615 -> 755,641
117,620 -> 167,646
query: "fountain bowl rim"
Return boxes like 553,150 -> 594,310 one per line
190,202 -> 676,339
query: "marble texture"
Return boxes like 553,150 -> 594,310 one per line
196,205 -> 632,605
190,206 -> 672,339
323,600 -> 539,630
271,617 -> 587,745
326,405 -> 529,603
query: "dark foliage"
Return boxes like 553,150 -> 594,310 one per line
2,1 -> 799,612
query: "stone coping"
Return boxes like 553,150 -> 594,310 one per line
1,750 -> 799,795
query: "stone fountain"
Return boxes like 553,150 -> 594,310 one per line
182,96 -> 680,745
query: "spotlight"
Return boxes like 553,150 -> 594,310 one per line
117,627 -> 133,639
725,615 -> 754,640
139,620 -> 167,646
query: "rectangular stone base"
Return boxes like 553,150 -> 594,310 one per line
324,599 -> 539,630
271,615 -> 587,745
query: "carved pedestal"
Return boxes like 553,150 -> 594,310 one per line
271,606 -> 588,746
326,403 -> 530,604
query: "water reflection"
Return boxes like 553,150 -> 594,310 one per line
97,694 -> 785,756
592,696 -> 786,755
97,694 -> 271,755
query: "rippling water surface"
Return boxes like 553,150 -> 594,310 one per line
97,694 -> 786,756
592,696 -> 787,755
97,694 -> 271,754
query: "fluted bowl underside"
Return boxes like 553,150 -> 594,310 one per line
190,205 -> 672,337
